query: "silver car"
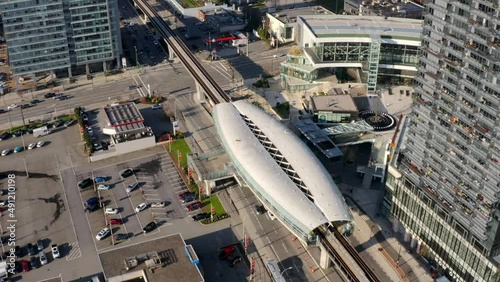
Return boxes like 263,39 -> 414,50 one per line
39,251 -> 48,265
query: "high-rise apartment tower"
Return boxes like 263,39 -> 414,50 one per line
0,0 -> 122,79
384,0 -> 500,281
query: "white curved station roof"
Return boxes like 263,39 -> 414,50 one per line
213,101 -> 352,232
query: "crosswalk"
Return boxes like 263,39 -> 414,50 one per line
65,241 -> 82,261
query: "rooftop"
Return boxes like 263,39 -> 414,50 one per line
345,0 -> 424,19
300,15 -> 423,41
200,8 -> 245,26
267,5 -> 333,24
311,94 -> 359,113
103,103 -> 145,134
99,233 -> 203,282
213,101 -> 352,232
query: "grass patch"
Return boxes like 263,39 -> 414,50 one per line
166,138 -> 191,168
202,195 -> 225,215
181,0 -> 202,8
273,102 -> 290,119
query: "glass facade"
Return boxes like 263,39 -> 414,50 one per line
385,0 -> 500,280
0,0 -> 121,76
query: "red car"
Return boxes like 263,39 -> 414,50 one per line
186,201 -> 202,211
22,260 -> 30,272
109,218 -> 123,225
218,245 -> 236,260
178,191 -> 194,200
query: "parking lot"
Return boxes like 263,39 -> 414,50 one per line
74,152 -> 195,251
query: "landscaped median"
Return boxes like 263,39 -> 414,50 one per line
162,137 -> 229,224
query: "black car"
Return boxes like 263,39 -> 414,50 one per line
15,245 -> 24,257
12,130 -> 25,137
192,213 -> 210,221
0,132 -> 10,140
29,256 -> 38,269
53,120 -> 64,128
31,99 -> 40,105
20,104 -> 30,109
55,95 -> 68,100
114,233 -> 128,241
26,243 -> 36,256
64,119 -> 76,127
143,221 -> 158,233
84,203 -> 100,213
120,169 -> 134,178
0,109 -> 6,114
255,205 -> 266,215
78,178 -> 93,189
36,239 -> 44,251
44,92 -> 56,99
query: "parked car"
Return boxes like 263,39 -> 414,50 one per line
85,197 -> 101,206
14,146 -> 23,153
95,228 -> 110,241
151,202 -> 167,208
94,177 -> 107,183
29,256 -> 38,269
218,245 -> 235,260
255,205 -> 266,215
181,193 -> 196,203
20,104 -> 30,109
1,149 -> 10,156
105,208 -> 118,215
44,92 -> 56,98
28,143 -> 37,150
126,182 -> 139,193
36,140 -> 47,147
85,203 -> 100,213
178,191 -> 194,200
53,120 -> 64,128
114,233 -> 128,241
7,104 -> 18,110
97,184 -> 110,190
127,85 -> 137,90
109,218 -> 123,225
120,168 -> 134,178
64,119 -> 76,127
151,104 -> 162,110
15,245 -> 24,257
26,243 -> 36,256
0,132 -> 11,140
36,239 -> 44,251
135,203 -> 148,213
51,244 -> 60,259
22,260 -> 30,272
143,221 -> 158,233
39,251 -> 48,265
186,201 -> 202,211
192,213 -> 210,221
31,99 -> 41,105
78,178 -> 93,189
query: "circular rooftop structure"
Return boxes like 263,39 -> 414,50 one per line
359,111 -> 398,131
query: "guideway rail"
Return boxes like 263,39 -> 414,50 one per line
134,0 -> 231,105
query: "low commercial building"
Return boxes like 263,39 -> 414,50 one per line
198,8 -> 246,33
91,102 -> 155,162
99,233 -> 204,282
280,15 -> 422,92
308,93 -> 359,124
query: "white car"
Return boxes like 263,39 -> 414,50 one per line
51,244 -> 60,258
105,208 -> 119,215
151,104 -> 162,110
28,143 -> 37,150
87,127 -> 93,135
1,149 -> 10,156
135,203 -> 148,213
39,251 -> 48,265
36,141 -> 46,148
7,104 -> 17,110
97,184 -> 110,190
96,227 -> 110,241
151,202 -> 166,208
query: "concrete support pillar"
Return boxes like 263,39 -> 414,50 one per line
116,57 -> 122,69
416,240 -> 422,255
404,230 -> 411,242
319,244 -> 331,269
85,64 -> 90,75
68,66 -> 72,78
195,82 -> 204,101
410,236 -> 417,248
168,44 -> 175,60
103,61 -> 107,72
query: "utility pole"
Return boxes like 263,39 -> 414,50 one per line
246,32 -> 249,56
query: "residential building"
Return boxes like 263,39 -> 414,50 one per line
384,0 -> 500,281
280,15 -> 422,92
0,0 -> 122,80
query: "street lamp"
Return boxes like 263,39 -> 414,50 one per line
396,242 -> 402,267
280,266 -> 293,277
